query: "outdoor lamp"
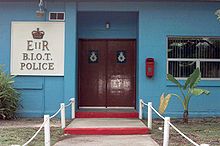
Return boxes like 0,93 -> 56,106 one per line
36,0 -> 45,17
215,9 -> 220,21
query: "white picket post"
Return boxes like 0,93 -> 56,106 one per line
44,115 -> 50,146
148,102 -> 152,129
70,98 -> 75,119
200,144 -> 209,146
163,117 -> 170,146
139,99 -> 143,119
60,103 -> 65,129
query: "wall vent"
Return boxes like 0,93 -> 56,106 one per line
49,12 -> 65,21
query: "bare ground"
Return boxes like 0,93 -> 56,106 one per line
0,117 -> 220,146
0,118 -> 68,146
150,117 -> 220,146
0,117 -> 61,128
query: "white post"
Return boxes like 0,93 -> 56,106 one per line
70,98 -> 75,119
60,103 -> 65,129
139,99 -> 143,119
200,144 -> 209,146
148,102 -> 152,129
44,115 -> 50,146
163,117 -> 170,146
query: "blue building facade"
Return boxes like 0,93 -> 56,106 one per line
1,0 -> 220,118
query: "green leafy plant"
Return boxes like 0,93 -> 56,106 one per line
0,66 -> 20,119
159,68 -> 210,123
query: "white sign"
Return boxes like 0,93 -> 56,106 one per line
11,22 -> 65,76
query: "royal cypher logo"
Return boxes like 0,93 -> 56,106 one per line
32,28 -> 45,39
18,27 -> 55,72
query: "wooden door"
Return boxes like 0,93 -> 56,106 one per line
106,40 -> 136,107
78,40 -> 107,107
78,39 -> 136,107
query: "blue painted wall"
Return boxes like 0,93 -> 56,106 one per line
78,12 -> 138,39
138,2 -> 220,118
0,1 -> 77,118
1,1 -> 220,118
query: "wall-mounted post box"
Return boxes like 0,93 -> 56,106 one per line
146,58 -> 154,78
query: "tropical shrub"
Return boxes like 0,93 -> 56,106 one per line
0,66 -> 20,119
159,68 -> 210,123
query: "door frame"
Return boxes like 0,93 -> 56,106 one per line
77,39 -> 137,109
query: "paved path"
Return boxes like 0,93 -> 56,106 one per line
54,135 -> 159,146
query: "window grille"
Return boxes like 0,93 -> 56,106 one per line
167,37 -> 220,79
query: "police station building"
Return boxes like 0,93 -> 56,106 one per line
1,0 -> 220,118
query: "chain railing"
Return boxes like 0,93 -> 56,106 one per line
139,99 -> 209,146
17,98 -> 76,146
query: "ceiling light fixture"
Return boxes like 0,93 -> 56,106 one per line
105,22 -> 110,29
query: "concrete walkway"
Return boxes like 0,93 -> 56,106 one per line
54,135 -> 159,146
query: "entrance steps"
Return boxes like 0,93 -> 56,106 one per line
64,118 -> 150,135
64,110 -> 150,135
75,109 -> 139,118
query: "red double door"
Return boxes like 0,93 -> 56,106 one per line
78,39 -> 136,108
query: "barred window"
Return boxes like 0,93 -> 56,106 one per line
167,37 -> 220,79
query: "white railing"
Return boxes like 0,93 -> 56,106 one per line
19,98 -> 76,146
139,99 -> 209,146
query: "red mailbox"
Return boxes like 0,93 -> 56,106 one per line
146,58 -> 154,78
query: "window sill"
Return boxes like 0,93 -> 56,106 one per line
166,79 -> 220,87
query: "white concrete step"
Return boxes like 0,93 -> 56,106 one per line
64,118 -> 150,135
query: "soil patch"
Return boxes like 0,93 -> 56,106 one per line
150,117 -> 220,146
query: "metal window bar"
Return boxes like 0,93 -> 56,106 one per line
167,37 -> 220,79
